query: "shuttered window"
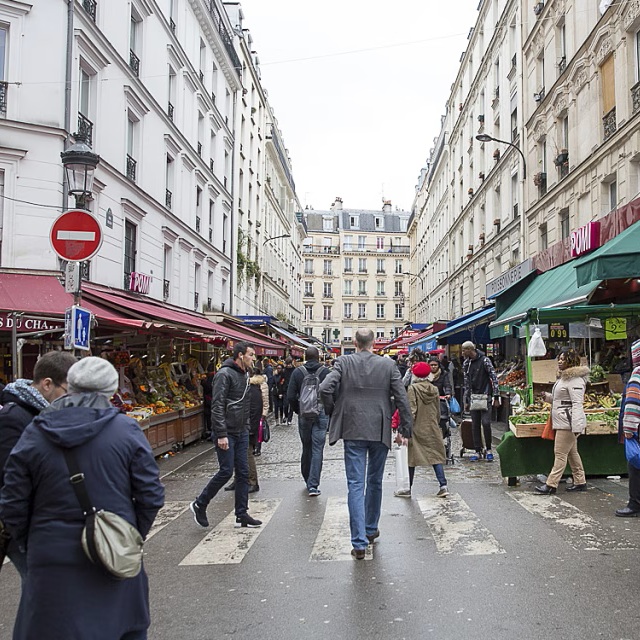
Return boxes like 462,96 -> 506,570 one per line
600,55 -> 615,114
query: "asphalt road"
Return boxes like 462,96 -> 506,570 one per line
2,420 -> 640,640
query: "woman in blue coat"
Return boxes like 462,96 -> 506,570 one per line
0,357 -> 165,640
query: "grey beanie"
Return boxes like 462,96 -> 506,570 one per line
67,356 -> 119,396
461,341 -> 476,350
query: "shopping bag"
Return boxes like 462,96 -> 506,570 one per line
448,397 -> 461,414
258,417 -> 270,444
541,414 -> 555,440
394,445 -> 410,492
625,437 -> 640,469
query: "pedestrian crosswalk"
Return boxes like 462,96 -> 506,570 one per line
145,483 -> 640,567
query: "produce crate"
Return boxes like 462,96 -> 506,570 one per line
146,410 -> 180,456
179,405 -> 203,445
509,420 -> 547,438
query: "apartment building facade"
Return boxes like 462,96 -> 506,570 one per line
302,199 -> 411,353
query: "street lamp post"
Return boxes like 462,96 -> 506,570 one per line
60,134 -> 101,211
475,133 -> 527,258
260,233 -> 291,317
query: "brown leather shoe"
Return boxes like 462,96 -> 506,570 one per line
366,529 -> 380,544
351,548 -> 366,560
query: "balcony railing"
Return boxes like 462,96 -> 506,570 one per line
558,56 -> 566,75
302,245 -> 340,254
195,216 -> 201,232
124,272 -> 131,290
209,158 -> 214,172
197,142 -> 202,156
194,292 -> 199,311
199,70 -> 204,83
168,101 -> 174,120
82,0 -> 97,22
126,154 -> 137,182
170,18 -> 176,34
322,292 -> 333,298
303,291 -> 314,298
0,81 -> 8,115
165,189 -> 172,209
163,279 -> 170,301
323,271 -> 333,277
206,0 -> 242,75
76,112 -> 93,147
603,107 -> 617,140
342,243 -> 410,254
633,82 -> 640,115
129,49 -> 140,77
304,270 -> 314,275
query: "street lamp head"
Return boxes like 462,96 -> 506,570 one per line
475,134 -> 494,143
61,137 -> 101,205
263,233 -> 291,246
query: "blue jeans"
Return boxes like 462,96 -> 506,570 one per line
433,463 -> 447,487
298,412 -> 329,490
197,431 -> 250,517
343,440 -> 389,550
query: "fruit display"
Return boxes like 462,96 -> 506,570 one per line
589,364 -> 606,383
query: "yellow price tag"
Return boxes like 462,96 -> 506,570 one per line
605,317 -> 627,340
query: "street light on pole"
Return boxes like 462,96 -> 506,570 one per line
476,133 -> 527,260
262,233 -> 291,246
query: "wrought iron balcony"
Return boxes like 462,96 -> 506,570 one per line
199,70 -> 204,83
124,272 -> 131,289
206,0 -> 242,76
632,82 -> 640,115
197,142 -> 202,156
209,158 -> 214,172
82,0 -> 97,21
603,107 -> 617,140
165,189 -> 172,209
194,291 -> 199,310
0,81 -> 7,115
558,56 -> 566,75
163,279 -> 170,301
129,50 -> 140,77
195,216 -> 201,232
170,18 -> 176,34
76,113 -> 93,147
126,154 -> 137,182
168,101 -> 174,120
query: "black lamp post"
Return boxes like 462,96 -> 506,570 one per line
60,134 -> 100,210
475,134 -> 526,178
262,233 -> 291,246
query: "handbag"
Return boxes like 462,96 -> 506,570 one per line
448,396 -> 461,414
258,417 -> 271,444
470,393 -> 488,411
62,448 -> 143,580
541,413 -> 555,440
394,445 -> 410,492
625,437 -> 640,470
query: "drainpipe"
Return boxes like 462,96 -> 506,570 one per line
63,0 -> 74,209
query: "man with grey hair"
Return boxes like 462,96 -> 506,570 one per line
319,328 -> 412,559
461,340 -> 500,461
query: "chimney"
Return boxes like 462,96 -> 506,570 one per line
382,200 -> 392,213
333,197 -> 343,210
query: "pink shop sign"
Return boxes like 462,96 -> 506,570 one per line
128,272 -> 152,295
571,221 -> 601,257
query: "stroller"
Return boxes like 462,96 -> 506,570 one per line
439,396 -> 455,465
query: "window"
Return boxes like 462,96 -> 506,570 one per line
395,259 -> 403,274
350,215 -> 359,229
357,235 -> 366,250
323,217 -> 333,231
601,54 -> 616,138
0,26 -> 7,83
124,221 -> 137,283
358,303 -> 366,319
323,305 -> 332,321
376,258 -> 385,273
559,209 -> 570,239
636,31 -> 640,83
395,303 -> 403,320
304,282 -> 313,296
344,280 -> 352,295
163,244 -> 172,300
323,282 -> 333,298
376,303 -> 385,319
344,235 -> 353,251
126,113 -> 138,181
375,217 -> 383,229
304,305 -> 313,321
358,258 -> 367,273
539,223 -> 548,251
344,257 -> 352,272
129,11 -> 141,76
376,328 -> 385,339
165,155 -> 174,208
376,281 -> 385,296
395,282 -> 403,296
323,259 -> 332,276
376,236 -> 384,249
609,180 -> 618,211
358,280 -> 366,295
305,259 -> 313,274
344,303 -> 352,319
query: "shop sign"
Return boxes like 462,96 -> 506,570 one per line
128,272 -> 152,295
485,259 -> 534,299
605,317 -> 627,340
570,221 -> 601,257
0,313 -> 64,332
549,323 -> 569,340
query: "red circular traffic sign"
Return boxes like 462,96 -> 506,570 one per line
50,209 -> 103,261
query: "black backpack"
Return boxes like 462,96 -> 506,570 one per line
298,366 -> 322,419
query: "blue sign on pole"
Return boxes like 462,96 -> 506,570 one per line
69,305 -> 92,351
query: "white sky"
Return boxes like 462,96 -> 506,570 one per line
237,0 -> 480,212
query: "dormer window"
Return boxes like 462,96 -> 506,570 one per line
350,215 -> 359,229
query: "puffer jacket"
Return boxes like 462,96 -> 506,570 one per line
211,358 -> 250,438
551,365 -> 590,434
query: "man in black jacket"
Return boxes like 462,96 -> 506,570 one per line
190,342 -> 263,529
287,347 -> 330,496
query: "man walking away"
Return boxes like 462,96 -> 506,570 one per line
190,342 -> 262,529
461,341 -> 500,461
287,347 -> 330,496
319,329 -> 412,559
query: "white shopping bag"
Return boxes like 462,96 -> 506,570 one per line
394,445 -> 410,492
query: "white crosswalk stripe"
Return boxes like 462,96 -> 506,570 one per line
310,496 -> 373,561
146,501 -> 191,540
417,493 -> 506,555
179,498 -> 282,565
507,491 -> 636,551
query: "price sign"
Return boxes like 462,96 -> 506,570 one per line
605,317 -> 627,340
549,323 -> 569,340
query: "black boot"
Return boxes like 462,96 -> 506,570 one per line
535,483 -> 556,495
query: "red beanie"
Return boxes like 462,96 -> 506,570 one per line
412,362 -> 431,378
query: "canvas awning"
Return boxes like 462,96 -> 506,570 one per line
574,219 -> 640,286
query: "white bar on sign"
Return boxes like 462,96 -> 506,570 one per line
57,231 -> 96,241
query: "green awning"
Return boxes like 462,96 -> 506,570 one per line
575,220 -> 640,286
489,255 -> 599,338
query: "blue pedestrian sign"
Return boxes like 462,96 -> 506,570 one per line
64,305 -> 92,351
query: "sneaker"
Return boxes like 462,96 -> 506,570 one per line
436,486 -> 449,498
486,452 -> 494,462
308,488 -> 321,497
469,454 -> 481,462
190,500 -> 209,528
394,488 -> 411,498
235,514 -> 262,528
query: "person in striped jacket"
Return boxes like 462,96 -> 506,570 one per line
616,338 -> 640,517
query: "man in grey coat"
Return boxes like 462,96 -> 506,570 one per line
319,329 -> 412,559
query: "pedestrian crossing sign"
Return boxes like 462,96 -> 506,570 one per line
64,305 -> 92,351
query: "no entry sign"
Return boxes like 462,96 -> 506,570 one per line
50,209 -> 103,262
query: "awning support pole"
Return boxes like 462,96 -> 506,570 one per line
11,312 -> 18,382
524,322 -> 534,406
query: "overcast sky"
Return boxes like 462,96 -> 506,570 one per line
237,0 -> 480,212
